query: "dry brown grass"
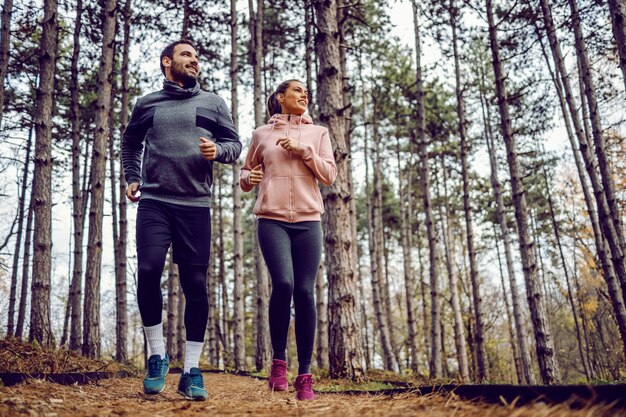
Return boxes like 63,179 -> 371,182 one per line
0,337 -> 129,374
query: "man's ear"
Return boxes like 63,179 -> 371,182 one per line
162,56 -> 172,70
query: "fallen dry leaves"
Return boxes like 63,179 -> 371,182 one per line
0,373 -> 622,417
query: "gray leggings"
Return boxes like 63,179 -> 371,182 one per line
257,218 -> 322,375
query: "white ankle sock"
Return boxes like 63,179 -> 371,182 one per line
184,341 -> 204,373
144,323 -> 166,359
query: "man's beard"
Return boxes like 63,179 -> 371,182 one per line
170,60 -> 198,88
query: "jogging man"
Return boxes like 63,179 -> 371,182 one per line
121,39 -> 241,400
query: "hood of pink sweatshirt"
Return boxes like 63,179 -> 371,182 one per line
240,113 -> 337,223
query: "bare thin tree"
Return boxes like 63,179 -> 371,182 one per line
68,0 -> 85,353
8,126 -> 32,336
29,0 -> 58,347
230,0 -> 245,371
83,0 -> 118,358
248,0 -> 272,372
412,0 -> 442,379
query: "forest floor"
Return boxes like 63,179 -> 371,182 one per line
0,338 -> 623,417
1,372 -> 624,417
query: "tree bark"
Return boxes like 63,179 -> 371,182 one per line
8,125 -> 33,336
0,0 -> 12,128
412,0 -> 442,379
29,0 -> 58,347
607,0 -> 626,92
83,0 -> 117,358
313,0 -> 364,381
486,0 -> 560,384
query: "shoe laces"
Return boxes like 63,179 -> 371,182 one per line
188,372 -> 205,388
296,375 -> 313,391
147,357 -> 163,378
271,361 -> 286,378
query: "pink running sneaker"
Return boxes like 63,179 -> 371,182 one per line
268,359 -> 288,391
294,374 -> 315,401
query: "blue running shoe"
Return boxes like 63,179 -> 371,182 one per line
143,354 -> 169,394
177,368 -> 208,400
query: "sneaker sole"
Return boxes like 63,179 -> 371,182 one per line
144,385 -> 166,395
177,389 -> 207,401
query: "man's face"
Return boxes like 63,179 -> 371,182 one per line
163,44 -> 200,87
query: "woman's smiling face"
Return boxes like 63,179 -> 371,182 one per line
278,81 -> 308,115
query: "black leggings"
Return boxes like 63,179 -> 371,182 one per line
137,245 -> 208,342
257,219 -> 322,375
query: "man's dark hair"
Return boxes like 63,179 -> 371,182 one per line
160,39 -> 197,76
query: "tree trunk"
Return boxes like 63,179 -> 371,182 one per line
16,182 -> 35,339
166,250 -> 179,361
248,0 -> 271,372
368,96 -> 396,372
229,0 -> 245,372
539,0 -> 626,357
8,125 -> 33,336
315,263 -> 330,369
412,0 -> 442,379
568,0 -> 626,304
207,242 -> 217,366
493,224 -> 522,384
69,0 -> 85,353
478,69 -> 534,384
486,0 -> 560,384
114,0 -> 132,364
177,275 -> 186,363
181,0 -> 191,39
607,0 -> 626,92
83,0 -> 117,358
29,0 -> 58,347
449,0 -> 487,381
313,0 -> 364,381
108,70 -> 127,362
437,157 -> 470,382
217,169 -> 231,364
395,136 -> 419,374
304,0 -> 315,118
542,166 -> 590,380
0,0 -> 12,128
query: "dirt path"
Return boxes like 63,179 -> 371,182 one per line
0,373 -> 620,417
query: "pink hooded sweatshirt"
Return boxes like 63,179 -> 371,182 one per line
240,113 -> 337,223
